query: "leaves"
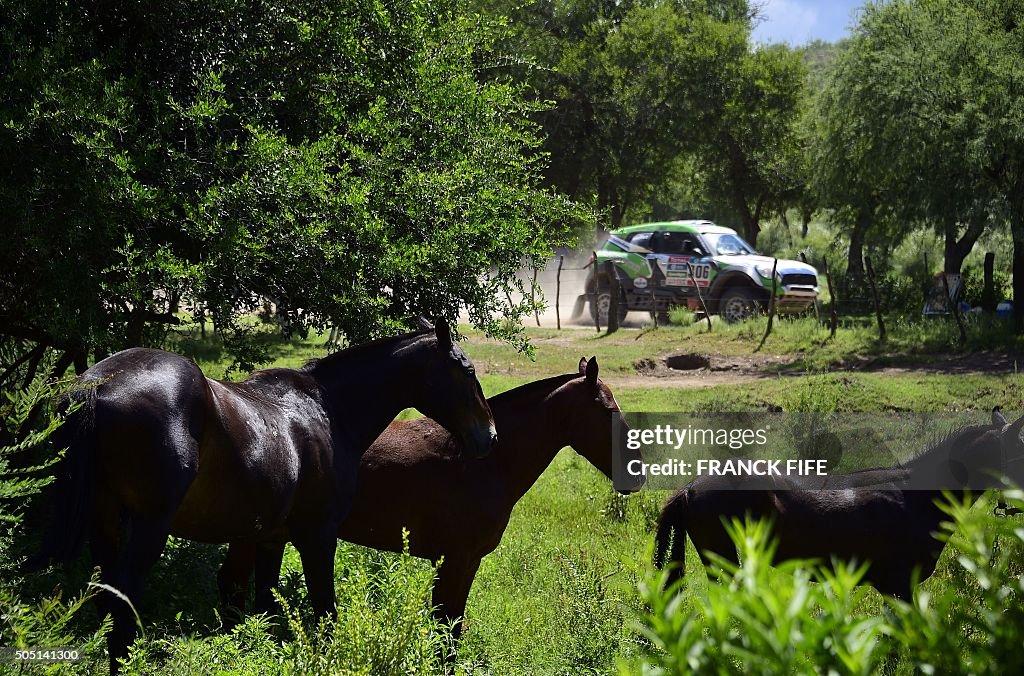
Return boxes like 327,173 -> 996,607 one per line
0,0 -> 588,365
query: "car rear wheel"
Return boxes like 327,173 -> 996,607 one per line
719,287 -> 762,324
591,289 -> 628,326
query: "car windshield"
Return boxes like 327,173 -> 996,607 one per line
702,232 -> 756,256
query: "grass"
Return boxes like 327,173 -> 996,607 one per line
22,316 -> 1024,674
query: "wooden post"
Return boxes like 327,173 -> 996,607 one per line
604,261 -> 620,334
800,252 -> 820,323
592,251 -> 601,333
532,266 -> 541,327
983,252 -> 996,312
686,261 -> 713,332
824,258 -> 839,340
555,255 -> 564,330
943,272 -> 967,346
194,304 -> 207,339
756,258 -> 779,351
864,257 -> 886,342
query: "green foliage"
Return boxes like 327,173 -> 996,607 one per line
808,0 -> 1024,318
889,490 -> 1024,674
555,553 -> 629,673
630,518 -> 888,674
478,1 -> 805,236
667,307 -> 696,326
120,537 -> 447,675
0,351 -> 107,672
0,0 -> 588,368
628,491 -> 1024,675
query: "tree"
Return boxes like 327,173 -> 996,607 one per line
0,0 -> 586,382
687,41 -> 807,247
809,0 -> 1024,320
476,0 -> 785,232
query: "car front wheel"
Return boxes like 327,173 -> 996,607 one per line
719,287 -> 762,324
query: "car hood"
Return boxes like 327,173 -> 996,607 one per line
712,254 -> 817,277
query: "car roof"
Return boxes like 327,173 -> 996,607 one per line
611,220 -> 737,237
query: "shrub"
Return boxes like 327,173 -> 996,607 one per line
629,518 -> 888,675
120,536 -> 448,675
627,490 -> 1024,675
0,350 -> 107,672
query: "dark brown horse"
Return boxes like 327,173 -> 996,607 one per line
655,410 -> 1024,600
217,357 -> 643,637
37,318 -> 495,673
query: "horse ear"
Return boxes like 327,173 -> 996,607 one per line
1002,412 -> 1024,440
416,316 -> 433,331
434,317 -> 453,351
578,357 -> 588,374
585,356 -> 599,386
993,407 -> 1008,426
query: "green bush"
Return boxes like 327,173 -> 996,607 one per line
0,350 -> 107,672
120,536 -> 448,675
629,518 -> 888,675
668,308 -> 696,327
627,491 -> 1024,675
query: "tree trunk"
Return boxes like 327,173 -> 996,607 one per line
800,205 -> 813,239
846,207 -> 870,285
1014,230 -> 1024,333
943,214 -> 986,274
731,192 -> 761,248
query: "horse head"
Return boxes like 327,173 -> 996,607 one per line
562,357 -> 644,494
412,316 -> 496,459
999,409 -> 1024,488
940,409 -> 1024,490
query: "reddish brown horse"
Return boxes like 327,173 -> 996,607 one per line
218,357 -> 642,636
37,318 -> 494,673
655,409 -> 1024,600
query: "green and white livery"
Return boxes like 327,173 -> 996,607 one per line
578,220 -> 818,324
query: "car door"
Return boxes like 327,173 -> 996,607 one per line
650,231 -> 706,292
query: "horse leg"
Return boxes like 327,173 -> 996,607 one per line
90,492 -> 122,632
105,513 -> 173,674
882,567 -> 914,603
252,540 -> 287,617
291,528 -> 338,620
432,556 -> 481,640
218,542 -> 257,629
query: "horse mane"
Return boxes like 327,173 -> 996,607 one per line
489,372 -> 582,405
899,423 -> 992,468
300,327 -> 434,372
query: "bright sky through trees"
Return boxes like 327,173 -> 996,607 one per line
753,0 -> 863,44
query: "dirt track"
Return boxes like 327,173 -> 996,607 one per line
604,350 -> 1024,390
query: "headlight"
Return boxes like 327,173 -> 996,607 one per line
755,265 -> 778,279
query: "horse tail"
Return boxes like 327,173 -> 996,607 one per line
654,489 -> 690,588
29,385 -> 99,570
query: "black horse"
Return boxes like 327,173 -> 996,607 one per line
655,410 -> 1024,600
37,318 -> 495,673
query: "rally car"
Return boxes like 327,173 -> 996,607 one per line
576,220 -> 819,324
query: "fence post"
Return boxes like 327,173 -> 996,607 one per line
532,266 -> 541,327
943,272 -> 967,346
592,252 -> 601,333
756,258 -> 779,351
686,261 -> 713,332
555,255 -> 564,330
864,257 -> 886,342
823,258 -> 839,340
604,261 -> 620,334
800,252 -> 820,323
983,252 -> 996,313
